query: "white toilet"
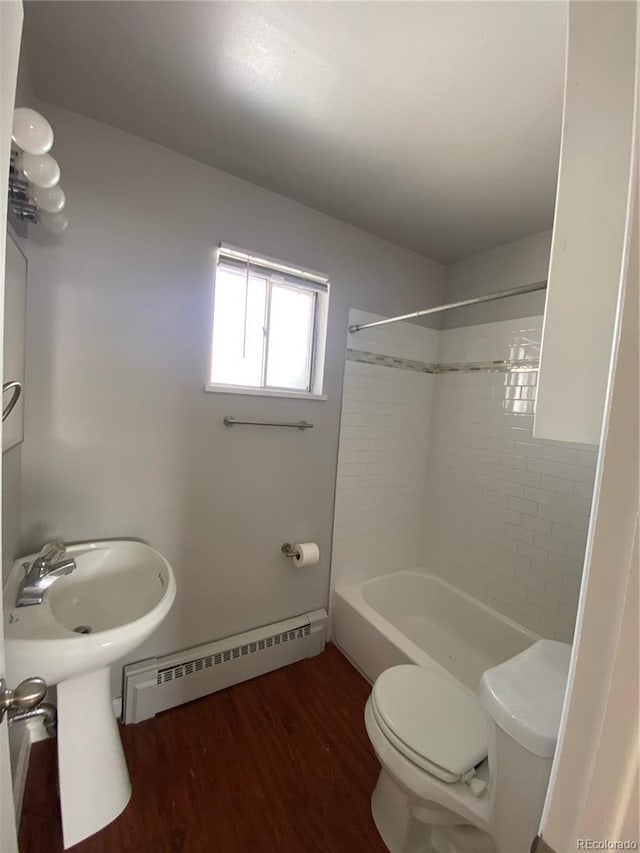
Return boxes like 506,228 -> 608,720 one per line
365,639 -> 571,853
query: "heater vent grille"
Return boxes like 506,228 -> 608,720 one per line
156,625 -> 311,685
123,609 -> 327,723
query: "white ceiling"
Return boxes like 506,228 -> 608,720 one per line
23,1 -> 567,262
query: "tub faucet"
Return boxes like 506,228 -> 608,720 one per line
16,541 -> 76,607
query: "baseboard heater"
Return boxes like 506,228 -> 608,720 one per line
122,608 -> 328,724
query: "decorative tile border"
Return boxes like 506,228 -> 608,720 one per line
438,359 -> 539,374
346,349 -> 437,373
346,348 -> 539,375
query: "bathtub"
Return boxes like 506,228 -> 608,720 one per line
332,569 -> 538,692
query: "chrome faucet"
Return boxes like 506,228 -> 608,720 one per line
16,541 -> 76,607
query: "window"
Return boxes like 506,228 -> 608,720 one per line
207,245 -> 329,398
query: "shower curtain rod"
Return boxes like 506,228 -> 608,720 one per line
348,281 -> 547,333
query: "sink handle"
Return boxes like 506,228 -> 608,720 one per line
34,541 -> 66,567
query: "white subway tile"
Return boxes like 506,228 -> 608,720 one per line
504,522 -> 534,544
539,475 -> 575,496
517,540 -> 550,564
537,503 -> 590,532
508,496 -> 538,516
515,567 -> 545,592
551,524 -> 588,547
523,486 -> 556,507
554,493 -> 592,516
533,532 -> 568,557
512,469 -> 542,488
521,514 -> 553,536
548,553 -> 584,577
527,589 -> 559,615
574,481 -> 595,501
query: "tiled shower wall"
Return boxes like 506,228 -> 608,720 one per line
423,317 -> 598,642
331,310 -> 437,590
332,311 -> 599,642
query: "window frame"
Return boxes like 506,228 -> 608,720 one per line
262,276 -> 318,393
205,245 -> 329,401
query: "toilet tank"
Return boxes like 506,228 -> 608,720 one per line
479,640 -> 572,853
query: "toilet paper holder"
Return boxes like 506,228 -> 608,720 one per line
281,543 -> 301,559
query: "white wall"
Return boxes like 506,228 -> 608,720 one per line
423,318 -> 598,641
2,445 -> 21,584
535,0 -> 637,445
19,103 -> 445,695
444,230 -> 551,328
331,310 -> 437,590
1,234 -> 23,583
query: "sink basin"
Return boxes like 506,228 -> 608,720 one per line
3,539 -> 176,848
4,539 -> 175,685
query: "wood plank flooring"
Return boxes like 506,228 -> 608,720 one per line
19,644 -> 386,853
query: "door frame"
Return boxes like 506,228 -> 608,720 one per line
539,23 -> 639,846
0,2 -> 25,851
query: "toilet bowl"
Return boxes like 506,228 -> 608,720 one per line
365,640 -> 571,853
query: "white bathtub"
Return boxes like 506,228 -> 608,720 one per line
332,569 -> 538,692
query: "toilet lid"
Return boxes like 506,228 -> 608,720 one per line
372,665 -> 488,781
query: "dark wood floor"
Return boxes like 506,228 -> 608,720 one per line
19,644 -> 386,853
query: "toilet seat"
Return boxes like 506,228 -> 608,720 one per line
371,665 -> 488,784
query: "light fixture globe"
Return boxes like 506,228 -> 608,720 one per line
33,185 -> 66,214
40,211 -> 69,234
21,152 -> 60,189
12,107 -> 54,155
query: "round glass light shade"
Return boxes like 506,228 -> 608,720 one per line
40,211 -> 69,234
12,108 -> 54,155
21,152 -> 60,189
33,185 -> 66,214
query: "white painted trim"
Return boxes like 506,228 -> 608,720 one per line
204,383 -> 327,401
540,7 -> 639,846
218,243 -> 329,285
112,697 -> 122,720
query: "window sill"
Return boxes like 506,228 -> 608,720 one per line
204,384 -> 327,401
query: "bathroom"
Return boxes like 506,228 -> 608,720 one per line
0,1 -> 637,852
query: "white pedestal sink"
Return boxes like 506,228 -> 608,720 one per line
3,539 -> 176,848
